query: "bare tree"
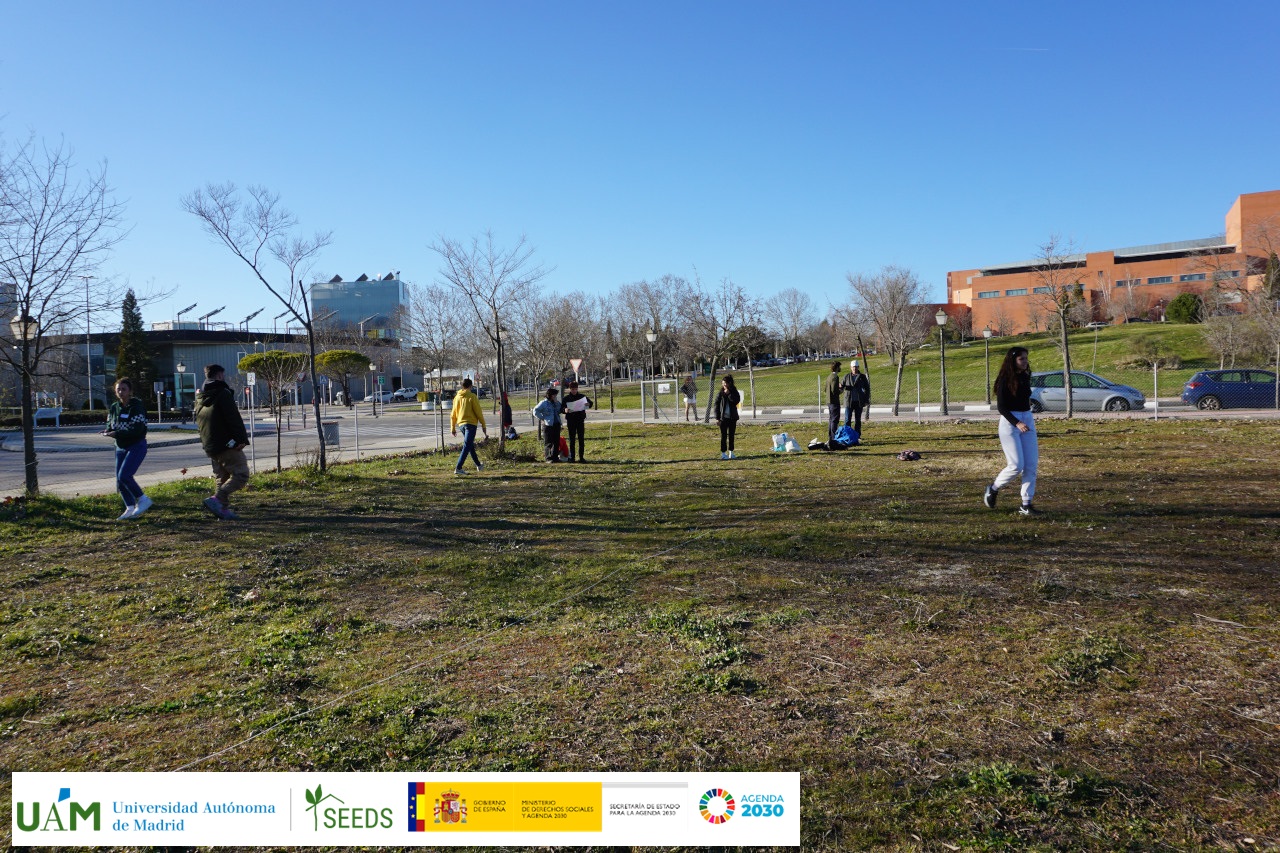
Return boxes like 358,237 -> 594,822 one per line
182,183 -> 333,469
686,275 -> 754,422
431,232 -> 548,454
989,303 -> 1017,337
846,265 -> 929,416
1031,235 -> 1088,417
764,287 -> 815,356
0,138 -> 128,495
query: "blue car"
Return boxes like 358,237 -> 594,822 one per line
1182,370 -> 1278,410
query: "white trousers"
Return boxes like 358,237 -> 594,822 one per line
995,411 -> 1038,504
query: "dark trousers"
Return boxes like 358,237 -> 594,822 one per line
455,423 -> 480,471
828,404 -> 840,440
843,403 -> 863,433
720,419 -> 737,452
566,415 -> 586,460
115,441 -> 147,507
543,423 -> 562,461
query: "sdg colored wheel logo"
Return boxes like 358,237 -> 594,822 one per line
699,788 -> 735,824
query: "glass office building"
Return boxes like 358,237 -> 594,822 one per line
311,273 -> 405,339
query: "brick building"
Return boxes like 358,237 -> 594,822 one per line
947,190 -> 1280,335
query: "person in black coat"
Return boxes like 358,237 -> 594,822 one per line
840,361 -> 871,433
713,374 -> 741,460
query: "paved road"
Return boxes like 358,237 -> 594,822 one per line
3,400 -> 1277,499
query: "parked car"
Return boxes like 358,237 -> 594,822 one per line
1084,321 -> 1108,330
391,386 -> 419,402
1181,370 -> 1278,410
1028,371 -> 1146,413
369,390 -> 396,403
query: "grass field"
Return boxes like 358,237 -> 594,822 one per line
2,416 -> 1279,850
580,322 -> 1267,413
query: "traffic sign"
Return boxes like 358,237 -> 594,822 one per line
570,358 -> 583,374
246,372 -> 256,387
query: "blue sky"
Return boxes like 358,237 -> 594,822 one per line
5,1 -> 1279,329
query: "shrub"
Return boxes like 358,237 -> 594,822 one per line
1165,293 -> 1203,324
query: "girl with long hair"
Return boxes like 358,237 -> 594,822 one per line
984,347 -> 1041,515
713,374 -> 741,459
104,378 -> 152,520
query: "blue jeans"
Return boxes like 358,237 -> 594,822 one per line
115,440 -> 148,507
455,424 -> 481,471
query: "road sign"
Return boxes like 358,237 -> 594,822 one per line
246,372 -> 256,387
378,375 -> 385,386
570,358 -> 583,374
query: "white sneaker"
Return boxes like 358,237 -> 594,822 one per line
728,451 -> 737,459
720,452 -> 728,460
117,506 -> 135,520
476,462 -> 484,472
132,495 -> 153,518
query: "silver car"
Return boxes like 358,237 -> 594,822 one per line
1029,371 -> 1146,412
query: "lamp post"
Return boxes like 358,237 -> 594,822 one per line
369,362 -> 378,417
176,361 -> 187,410
604,351 -> 615,413
645,330 -> 658,418
81,275 -> 95,410
982,325 -> 993,406
935,308 -> 949,416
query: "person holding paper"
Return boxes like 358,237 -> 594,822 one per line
561,380 -> 594,462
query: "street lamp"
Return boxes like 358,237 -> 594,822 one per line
645,329 -> 658,418
935,308 -> 949,416
982,325 -> 993,406
80,275 -> 94,410
369,363 -> 378,416
604,351 -> 615,413
254,340 -> 265,355
176,361 -> 187,410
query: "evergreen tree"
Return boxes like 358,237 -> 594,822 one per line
115,289 -> 154,407
1266,251 -> 1280,300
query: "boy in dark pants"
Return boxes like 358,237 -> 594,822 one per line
561,381 -> 593,462
533,387 -> 563,463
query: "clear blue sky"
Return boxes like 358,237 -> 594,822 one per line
5,1 -> 1279,329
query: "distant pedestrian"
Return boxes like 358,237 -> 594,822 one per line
500,391 -> 516,439
984,346 -> 1041,516
450,378 -> 488,475
562,381 -> 594,462
534,387 -> 563,462
824,361 -> 842,441
104,378 -> 151,520
680,375 -> 698,422
840,361 -> 871,434
194,364 -> 250,520
713,374 -> 741,459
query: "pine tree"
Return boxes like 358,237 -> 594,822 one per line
115,289 -> 154,407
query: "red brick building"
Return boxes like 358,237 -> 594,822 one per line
947,190 -> 1280,335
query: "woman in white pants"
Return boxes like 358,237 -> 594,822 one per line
984,346 -> 1041,516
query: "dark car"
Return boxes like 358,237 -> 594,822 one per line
1182,370 -> 1278,410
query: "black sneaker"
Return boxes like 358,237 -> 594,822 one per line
1018,503 -> 1042,516
983,485 -> 998,509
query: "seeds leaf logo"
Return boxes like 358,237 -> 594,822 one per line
304,784 -> 344,831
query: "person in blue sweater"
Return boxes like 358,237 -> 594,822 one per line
104,378 -> 151,520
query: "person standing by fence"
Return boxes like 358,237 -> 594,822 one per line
714,374 -> 741,459
680,375 -> 698,422
984,346 -> 1041,516
104,378 -> 151,520
841,361 -> 870,435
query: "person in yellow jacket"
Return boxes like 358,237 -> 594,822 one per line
449,378 -> 488,475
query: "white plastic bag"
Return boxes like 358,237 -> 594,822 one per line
772,432 -> 789,452
784,438 -> 802,453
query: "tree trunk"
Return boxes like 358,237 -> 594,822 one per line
20,364 -> 39,496
891,349 -> 907,417
703,364 -> 721,423
1060,312 -> 1074,418
306,338 -> 326,471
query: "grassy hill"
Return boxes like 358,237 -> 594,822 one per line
579,323 -> 1235,411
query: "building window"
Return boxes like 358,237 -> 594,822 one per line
1032,286 -> 1051,294
977,290 -> 999,299
1116,279 -> 1138,287
1212,270 -> 1241,280
1005,288 -> 1028,296
1179,273 -> 1206,282
1147,276 -> 1173,285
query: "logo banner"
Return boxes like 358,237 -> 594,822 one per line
12,771 -> 798,847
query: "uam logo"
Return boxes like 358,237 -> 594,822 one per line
16,788 -> 101,833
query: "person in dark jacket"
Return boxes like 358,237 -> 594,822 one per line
840,361 -> 871,433
561,381 -> 593,462
194,364 -> 250,520
104,377 -> 151,520
984,346 -> 1041,516
533,387 -> 563,462
713,374 -> 741,459
824,361 -> 842,441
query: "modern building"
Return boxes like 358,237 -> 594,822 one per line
310,273 -> 405,340
947,190 -> 1280,335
